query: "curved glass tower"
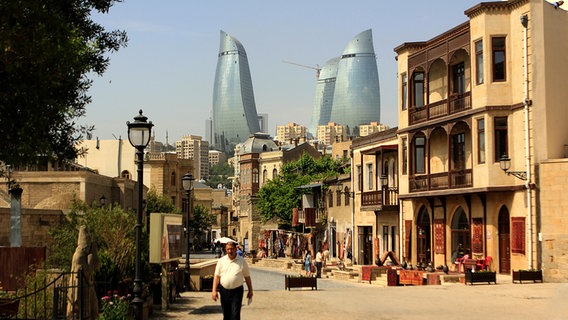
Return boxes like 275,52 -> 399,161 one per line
212,30 -> 261,153
329,29 -> 380,136
309,57 -> 340,134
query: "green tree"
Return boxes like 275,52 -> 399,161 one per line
189,204 -> 215,247
146,188 -> 181,214
0,0 -> 127,168
257,153 -> 345,224
207,162 -> 233,189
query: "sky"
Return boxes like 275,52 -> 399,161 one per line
84,0 -> 564,143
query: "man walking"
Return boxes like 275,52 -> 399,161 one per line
211,241 -> 253,320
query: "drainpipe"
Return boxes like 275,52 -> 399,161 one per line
350,150 -> 355,264
521,14 -> 533,270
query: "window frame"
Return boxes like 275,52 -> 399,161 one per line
412,71 -> 425,108
402,137 -> 408,175
475,39 -> 484,85
414,136 -> 426,174
401,73 -> 408,110
477,118 -> 485,164
492,37 -> 506,82
494,116 -> 508,162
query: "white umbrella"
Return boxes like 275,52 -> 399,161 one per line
214,237 -> 238,245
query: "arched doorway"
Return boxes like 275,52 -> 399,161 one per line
416,207 -> 431,265
451,207 -> 470,263
498,206 -> 511,274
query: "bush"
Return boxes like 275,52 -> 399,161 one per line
100,290 -> 132,320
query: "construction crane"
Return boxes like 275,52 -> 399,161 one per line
282,60 -> 321,79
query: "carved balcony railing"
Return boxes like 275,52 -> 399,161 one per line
409,91 -> 471,125
361,188 -> 399,208
409,169 -> 472,193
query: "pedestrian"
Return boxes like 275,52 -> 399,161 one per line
215,241 -> 222,258
212,241 -> 253,320
315,248 -> 323,278
303,251 -> 312,277
237,246 -> 244,257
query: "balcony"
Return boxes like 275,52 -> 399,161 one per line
298,208 -> 326,227
360,188 -> 399,211
409,92 -> 471,125
409,169 -> 472,193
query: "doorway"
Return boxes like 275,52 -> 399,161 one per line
416,207 -> 431,265
358,226 -> 373,265
498,206 -> 511,273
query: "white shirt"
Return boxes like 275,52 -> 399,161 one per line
214,254 -> 250,290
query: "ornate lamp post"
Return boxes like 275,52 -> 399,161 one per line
499,154 -> 527,180
127,110 -> 153,320
181,172 -> 194,291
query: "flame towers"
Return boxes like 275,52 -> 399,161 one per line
212,30 -> 260,153
310,29 -> 381,136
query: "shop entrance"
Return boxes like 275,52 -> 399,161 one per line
358,226 -> 373,265
498,206 -> 511,274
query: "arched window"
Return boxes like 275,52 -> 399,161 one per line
451,207 -> 470,262
121,170 -> 131,180
171,172 -> 176,186
417,207 -> 431,264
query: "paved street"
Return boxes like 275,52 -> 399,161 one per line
153,257 -> 568,320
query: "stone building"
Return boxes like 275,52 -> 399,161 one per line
394,0 -> 568,281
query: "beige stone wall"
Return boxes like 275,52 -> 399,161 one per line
0,208 -> 65,247
538,160 -> 568,282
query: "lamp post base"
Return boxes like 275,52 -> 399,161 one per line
184,270 -> 191,292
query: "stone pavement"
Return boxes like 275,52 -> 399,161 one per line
152,266 -> 568,320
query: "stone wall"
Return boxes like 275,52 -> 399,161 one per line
0,208 -> 65,247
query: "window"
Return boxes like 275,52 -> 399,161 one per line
402,138 -> 408,175
336,190 -> 342,206
492,37 -> 506,81
328,190 -> 333,208
494,117 -> 508,161
252,168 -> 259,184
356,165 -> 362,191
263,169 -> 267,184
345,187 -> 350,206
272,168 -> 277,179
477,118 -> 485,164
475,40 -> 484,85
412,72 -> 425,107
366,163 -> 373,190
171,172 -> 176,186
414,136 -> 426,174
452,63 -> 465,95
401,73 -> 408,110
451,133 -> 465,170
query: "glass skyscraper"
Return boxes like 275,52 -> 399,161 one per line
309,57 -> 340,134
212,30 -> 261,153
311,29 -> 381,137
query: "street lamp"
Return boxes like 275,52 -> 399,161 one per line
127,110 -> 153,320
181,172 -> 194,291
499,155 -> 527,180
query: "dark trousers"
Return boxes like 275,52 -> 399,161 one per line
316,261 -> 323,278
219,285 -> 244,320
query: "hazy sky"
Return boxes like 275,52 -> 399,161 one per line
84,0 -> 564,143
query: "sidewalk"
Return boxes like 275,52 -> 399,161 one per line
152,267 -> 568,320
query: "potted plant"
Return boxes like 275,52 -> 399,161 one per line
284,274 -> 317,290
512,269 -> 543,284
464,270 -> 496,285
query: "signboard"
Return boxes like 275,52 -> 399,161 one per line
149,213 -> 183,264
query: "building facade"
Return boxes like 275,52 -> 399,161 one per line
395,0 -> 568,281
317,122 -> 348,146
176,135 -> 210,181
276,122 -> 308,144
359,121 -> 390,137
212,30 -> 261,154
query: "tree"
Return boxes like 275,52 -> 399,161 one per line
189,204 -> 215,247
207,162 -> 233,189
145,188 -> 181,215
0,0 -> 127,169
257,153 -> 346,224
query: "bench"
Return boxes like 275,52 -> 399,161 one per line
284,275 -> 317,290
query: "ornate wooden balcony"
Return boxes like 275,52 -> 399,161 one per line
361,188 -> 399,210
409,169 -> 472,193
409,91 -> 471,125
